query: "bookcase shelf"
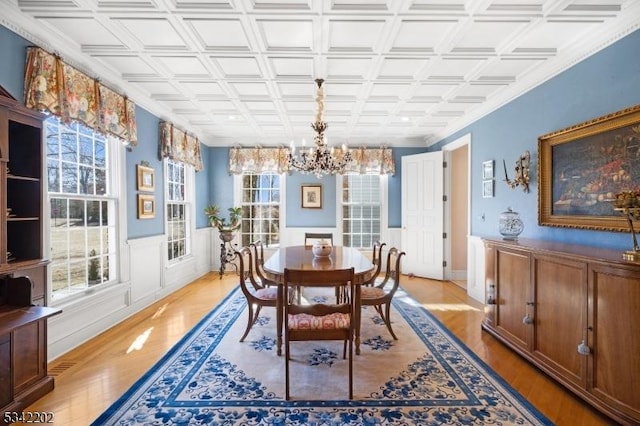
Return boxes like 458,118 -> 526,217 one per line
0,85 -> 60,417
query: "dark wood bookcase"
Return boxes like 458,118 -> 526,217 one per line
0,85 -> 61,419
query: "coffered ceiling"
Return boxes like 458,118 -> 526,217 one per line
1,0 -> 639,147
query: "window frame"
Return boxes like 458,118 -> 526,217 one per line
44,116 -> 127,304
233,172 -> 285,248
337,174 -> 388,249
164,158 -> 195,263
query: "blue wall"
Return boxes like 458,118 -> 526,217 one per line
286,173 -> 337,228
126,107 -> 164,239
430,28 -> 640,250
0,24 -> 30,99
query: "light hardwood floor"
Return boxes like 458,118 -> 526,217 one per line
26,272 -> 615,425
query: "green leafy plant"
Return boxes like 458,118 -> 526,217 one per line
204,204 -> 242,232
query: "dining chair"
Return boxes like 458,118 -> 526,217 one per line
336,240 -> 386,304
360,247 -> 406,340
362,240 -> 386,287
249,240 -> 278,288
283,267 -> 356,400
235,246 -> 280,342
304,232 -> 334,246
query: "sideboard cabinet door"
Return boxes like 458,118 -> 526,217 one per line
494,246 -> 531,352
589,263 -> 640,421
532,254 -> 588,389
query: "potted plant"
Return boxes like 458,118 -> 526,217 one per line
204,205 -> 242,241
88,249 -> 100,285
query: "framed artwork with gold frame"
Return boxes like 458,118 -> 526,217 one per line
137,164 -> 155,192
137,194 -> 155,219
539,104 -> 640,232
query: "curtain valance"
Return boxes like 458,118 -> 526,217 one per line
345,147 -> 395,175
228,146 -> 395,175
159,121 -> 203,171
229,147 -> 291,174
24,47 -> 138,147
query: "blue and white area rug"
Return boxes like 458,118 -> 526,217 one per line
92,286 -> 552,425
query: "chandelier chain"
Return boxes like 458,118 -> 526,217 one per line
287,79 -> 353,177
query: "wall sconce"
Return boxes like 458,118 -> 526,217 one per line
503,151 -> 530,193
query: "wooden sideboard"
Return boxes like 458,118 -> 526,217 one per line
483,237 -> 640,425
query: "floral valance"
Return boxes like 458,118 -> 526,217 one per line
345,147 -> 395,175
159,121 -> 203,171
228,146 -> 395,175
24,46 -> 138,147
229,146 -> 291,174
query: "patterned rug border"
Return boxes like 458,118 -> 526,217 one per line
92,285 -> 553,425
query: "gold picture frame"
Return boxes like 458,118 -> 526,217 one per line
137,194 -> 155,219
301,184 -> 322,209
539,104 -> 640,232
137,164 -> 155,192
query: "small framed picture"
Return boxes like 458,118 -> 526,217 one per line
482,160 -> 494,180
482,179 -> 494,198
137,164 -> 155,192
301,184 -> 322,209
138,194 -> 155,219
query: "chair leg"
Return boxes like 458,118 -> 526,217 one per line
285,339 -> 291,400
254,305 -> 262,320
383,302 -> 398,340
348,333 -> 353,399
239,303 -> 255,342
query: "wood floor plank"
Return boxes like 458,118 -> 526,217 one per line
25,273 -> 614,425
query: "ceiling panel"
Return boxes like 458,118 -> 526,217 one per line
186,18 -> 251,51
2,0 -> 637,147
115,18 -> 188,49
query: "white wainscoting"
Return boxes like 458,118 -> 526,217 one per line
48,282 -> 132,360
47,228 -> 214,361
466,235 -> 486,303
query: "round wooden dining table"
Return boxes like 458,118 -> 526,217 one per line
262,245 -> 375,355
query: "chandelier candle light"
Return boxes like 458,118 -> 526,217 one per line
288,79 -> 353,178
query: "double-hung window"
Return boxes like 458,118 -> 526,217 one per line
166,159 -> 191,261
341,174 -> 384,248
238,173 -> 281,248
46,117 -> 118,300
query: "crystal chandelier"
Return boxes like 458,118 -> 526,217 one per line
287,79 -> 353,178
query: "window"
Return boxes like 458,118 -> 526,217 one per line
166,159 -> 191,261
341,174 -> 383,248
239,173 -> 281,247
47,117 -> 117,299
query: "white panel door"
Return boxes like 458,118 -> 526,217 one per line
401,151 -> 444,280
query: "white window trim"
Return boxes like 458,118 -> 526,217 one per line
233,173 -> 286,247
43,126 -> 128,306
336,174 -> 388,250
164,159 -> 196,265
